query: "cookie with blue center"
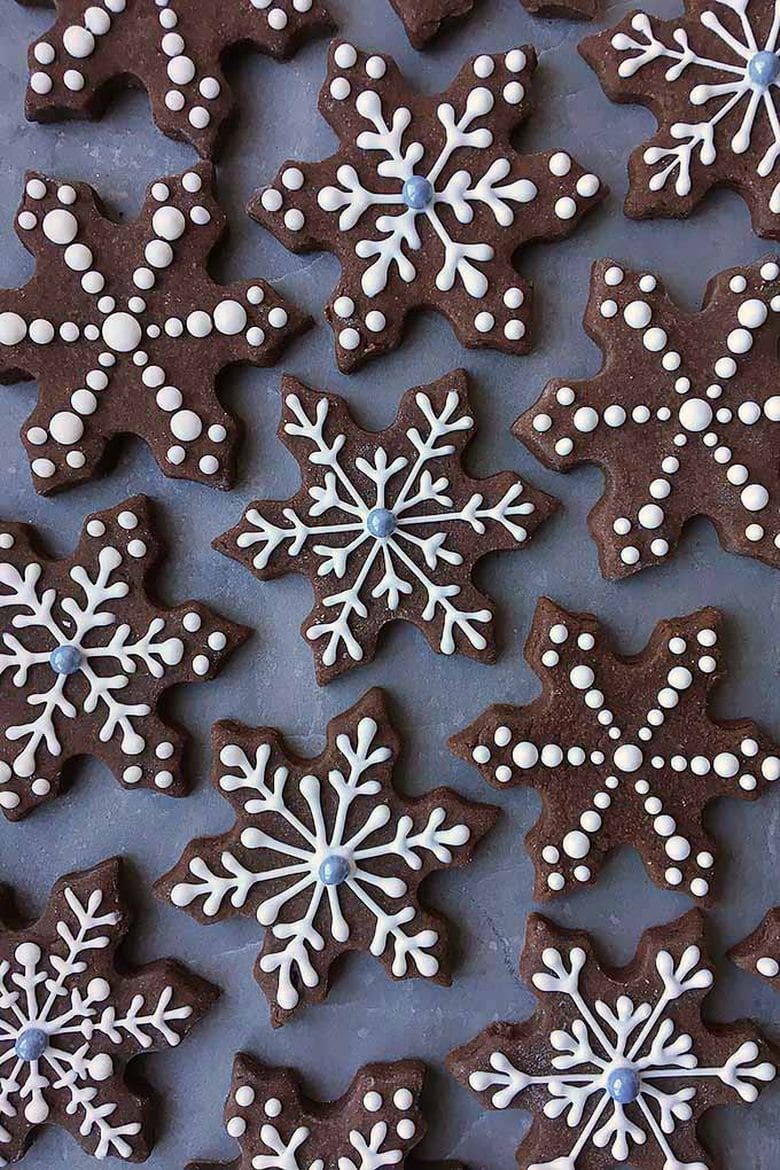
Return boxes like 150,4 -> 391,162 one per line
449,911 -> 778,1170
0,857 -> 216,1163
215,370 -> 557,685
581,0 -> 780,236
157,688 -> 497,1026
0,495 -> 248,819
250,40 -> 605,372
16,0 -> 333,157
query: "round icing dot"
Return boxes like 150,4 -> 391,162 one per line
569,665 -> 594,690
512,742 -> 538,768
42,209 -> 78,245
334,43 -> 357,69
363,1091 -> 382,1112
713,752 -> 739,778
554,196 -> 576,220
268,307 -> 288,328
600,299 -> 618,318
226,1118 -> 246,1138
562,830 -> 590,859
547,872 -> 565,891
549,624 -> 568,644
235,1086 -> 256,1108
318,854 -> 350,886
339,327 -> 360,350
762,756 -> 780,781
50,644 -> 82,675
213,300 -> 248,336
474,311 -> 495,333
394,1088 -> 413,1110
192,655 -> 210,676
678,397 -> 712,432
330,77 -> 351,100
49,411 -> 84,445
0,313 -> 27,346
261,188 -> 283,212
666,867 -> 683,886
63,25 -> 94,58
606,1066 -> 640,1104
603,405 -> 626,427
284,209 -> 305,231
638,504 -> 664,529
690,878 -> 709,898
757,957 -> 780,978
573,407 -> 598,432
623,301 -> 651,329
171,410 -> 203,441
503,82 -> 524,104
264,1098 -> 282,1118
741,484 -> 769,511
474,55 -> 495,78
505,49 -> 526,72
548,152 -> 571,176
577,174 -> 600,197
152,206 -> 186,241
183,612 -> 202,632
665,835 -> 691,861
667,666 -> 692,690
613,744 -> 643,772
102,312 -> 142,353
31,72 -> 53,95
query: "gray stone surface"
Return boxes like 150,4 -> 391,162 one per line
0,0 -> 777,1167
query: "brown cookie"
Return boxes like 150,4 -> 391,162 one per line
388,0 -> 475,48
730,908 -> 780,987
250,41 -> 605,372
17,0 -> 334,156
514,258 -> 780,577
449,910 -> 777,1170
0,857 -> 216,1163
157,688 -> 497,1027
0,495 -> 248,819
522,0 -> 597,20
580,0 -> 780,235
451,597 -> 780,903
0,163 -> 307,495
216,370 -> 558,685
187,1056 -> 465,1170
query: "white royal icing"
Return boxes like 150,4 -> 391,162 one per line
170,709 -> 472,1013
468,939 -> 776,1170
609,0 -> 780,211
234,386 -> 536,665
0,876 -> 195,1161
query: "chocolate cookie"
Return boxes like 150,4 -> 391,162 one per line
580,0 -> 780,235
451,597 -> 780,902
0,495 -> 248,819
514,258 -> 780,576
0,857 -> 216,1163
730,908 -> 780,988
187,1056 -> 464,1170
216,370 -> 557,685
0,163 -> 306,495
17,0 -> 333,156
449,910 -> 777,1170
157,688 -> 497,1026
250,41 -> 605,371
388,0 -> 475,48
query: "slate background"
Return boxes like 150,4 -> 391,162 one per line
0,0 -> 778,1167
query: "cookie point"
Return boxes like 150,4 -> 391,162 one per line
606,1065 -> 641,1104
366,507 -> 397,538
748,50 -> 780,87
49,644 -> 82,675
402,175 -> 434,210
15,1028 -> 48,1062
318,854 -> 351,886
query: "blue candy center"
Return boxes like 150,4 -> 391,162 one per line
402,175 -> 434,210
366,507 -> 397,539
748,50 -> 780,86
49,644 -> 82,675
15,1028 -> 48,1062
318,854 -> 351,886
606,1066 -> 641,1104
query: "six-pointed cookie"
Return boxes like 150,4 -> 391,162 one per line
449,911 -> 777,1170
0,857 -> 216,1163
515,258 -> 780,576
251,41 -> 604,371
217,370 -> 557,685
157,688 -> 497,1026
0,495 -> 248,818
581,0 -> 780,235
452,597 -> 780,902
0,163 -> 307,494
17,0 -> 333,156
730,908 -> 780,987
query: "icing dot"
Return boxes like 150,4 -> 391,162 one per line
363,1092 -> 382,1112
757,957 -> 780,978
613,744 -> 643,772
549,152 -> 571,176
394,1089 -> 413,1110
43,209 -> 78,245
562,830 -> 590,859
554,196 -> 577,220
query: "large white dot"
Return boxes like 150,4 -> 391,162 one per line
102,312 -> 142,353
570,665 -> 595,690
213,300 -> 248,335
613,744 -> 643,772
562,830 -> 590,859
740,484 -> 769,511
678,398 -> 712,432
43,208 -> 78,245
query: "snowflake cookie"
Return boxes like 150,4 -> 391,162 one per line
580,0 -> 780,235
514,258 -> 780,576
730,908 -> 780,987
0,857 -> 216,1163
0,163 -> 306,495
187,1056 -> 465,1170
217,371 -> 557,685
250,41 -> 605,372
0,495 -> 248,819
449,911 -> 777,1170
16,0 -> 333,156
451,597 -> 780,902
157,688 -> 496,1026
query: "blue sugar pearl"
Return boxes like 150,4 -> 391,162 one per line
748,50 -> 780,86
49,644 -> 82,675
402,175 -> 434,210
319,854 -> 351,886
15,1028 -> 48,1062
606,1066 -> 641,1104
366,508 -> 397,539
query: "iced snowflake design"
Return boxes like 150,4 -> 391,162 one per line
17,0 -> 333,156
515,259 -> 780,576
450,912 -> 777,1170
581,0 -> 780,235
251,41 -> 604,372
0,858 -> 214,1164
0,164 -> 306,494
159,689 -> 495,1026
730,907 -> 780,987
452,597 -> 780,902
217,371 -> 557,685
188,1056 -> 438,1170
0,495 -> 247,819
